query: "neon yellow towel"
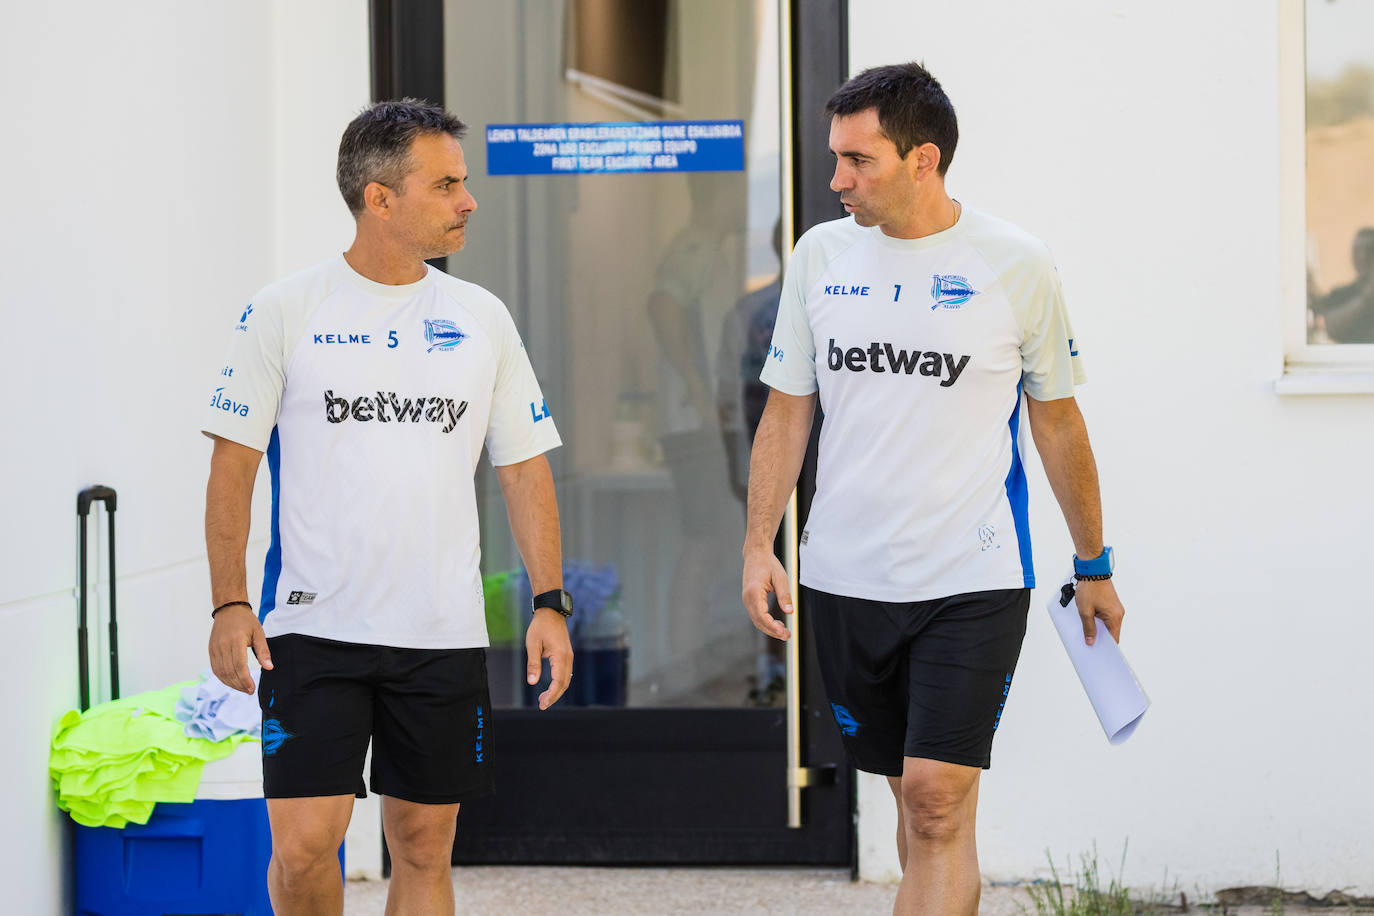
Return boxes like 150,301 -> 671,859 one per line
483,570 -> 516,645
50,682 -> 255,828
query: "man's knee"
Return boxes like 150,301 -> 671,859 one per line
384,802 -> 459,872
271,828 -> 344,882
267,796 -> 350,883
899,763 -> 977,844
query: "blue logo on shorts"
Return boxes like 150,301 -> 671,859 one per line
830,703 -> 860,737
992,672 -> 1013,732
262,718 -> 295,756
474,704 -> 486,763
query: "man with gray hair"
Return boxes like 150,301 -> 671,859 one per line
203,99 -> 574,915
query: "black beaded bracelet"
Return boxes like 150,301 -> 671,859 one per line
211,600 -> 253,618
1073,573 -> 1113,582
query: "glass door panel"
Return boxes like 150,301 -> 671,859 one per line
446,0 -> 784,712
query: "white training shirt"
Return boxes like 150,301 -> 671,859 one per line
201,255 -> 561,648
760,206 -> 1086,602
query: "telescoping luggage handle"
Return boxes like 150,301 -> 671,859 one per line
77,486 -> 118,712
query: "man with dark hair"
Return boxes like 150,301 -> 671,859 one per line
742,63 -> 1125,914
203,98 -> 574,915
1314,227 -> 1374,343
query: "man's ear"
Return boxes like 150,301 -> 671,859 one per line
913,142 -> 943,181
362,181 -> 392,220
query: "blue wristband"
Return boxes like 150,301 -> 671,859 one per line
1073,546 -> 1114,577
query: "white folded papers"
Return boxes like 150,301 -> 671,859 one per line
1046,572 -> 1149,744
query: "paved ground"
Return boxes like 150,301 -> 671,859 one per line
345,867 -> 1024,914
345,867 -> 1374,914
343,868 -> 1057,914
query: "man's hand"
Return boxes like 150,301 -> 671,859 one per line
742,547 -> 793,641
208,605 -> 272,694
1073,577 -> 1124,646
526,608 -> 573,710
494,455 -> 570,709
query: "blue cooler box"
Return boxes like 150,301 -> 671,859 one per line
75,743 -> 344,916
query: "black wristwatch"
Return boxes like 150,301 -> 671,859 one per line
532,588 -> 574,618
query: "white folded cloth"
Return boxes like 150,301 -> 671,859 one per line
174,668 -> 262,742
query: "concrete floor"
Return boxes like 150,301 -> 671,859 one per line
344,868 -> 1374,914
343,868 -> 1031,915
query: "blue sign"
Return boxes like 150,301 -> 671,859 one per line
485,120 -> 745,176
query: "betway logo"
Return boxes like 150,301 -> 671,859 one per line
324,390 -> 468,433
827,339 -> 970,387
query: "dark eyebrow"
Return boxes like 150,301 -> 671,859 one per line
829,148 -> 870,160
435,174 -> 466,185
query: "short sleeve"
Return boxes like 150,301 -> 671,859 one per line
485,309 -> 563,466
200,297 -> 286,451
1016,259 -> 1087,401
758,237 -> 819,396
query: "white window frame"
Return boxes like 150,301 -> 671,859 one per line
1276,0 -> 1374,394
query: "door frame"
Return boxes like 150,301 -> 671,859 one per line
371,0 -> 854,869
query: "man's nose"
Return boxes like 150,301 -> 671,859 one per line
830,162 -> 849,192
461,189 -> 477,214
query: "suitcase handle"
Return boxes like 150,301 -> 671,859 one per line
77,486 -> 118,711
77,485 -> 117,517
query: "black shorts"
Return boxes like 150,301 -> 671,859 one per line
806,586 -> 1030,776
257,634 -> 494,804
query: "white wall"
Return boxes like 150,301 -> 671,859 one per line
849,0 -> 1374,897
0,2 -> 368,909
5,0 -> 1365,903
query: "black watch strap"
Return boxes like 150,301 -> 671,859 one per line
532,588 -> 574,618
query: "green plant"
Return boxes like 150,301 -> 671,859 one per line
1269,851 -> 1284,916
1024,843 -> 1175,916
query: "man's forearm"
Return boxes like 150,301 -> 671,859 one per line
496,455 -> 563,593
744,390 -> 816,554
1027,396 -> 1103,558
205,439 -> 261,607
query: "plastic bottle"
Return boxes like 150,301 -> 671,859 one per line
576,595 -> 629,706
